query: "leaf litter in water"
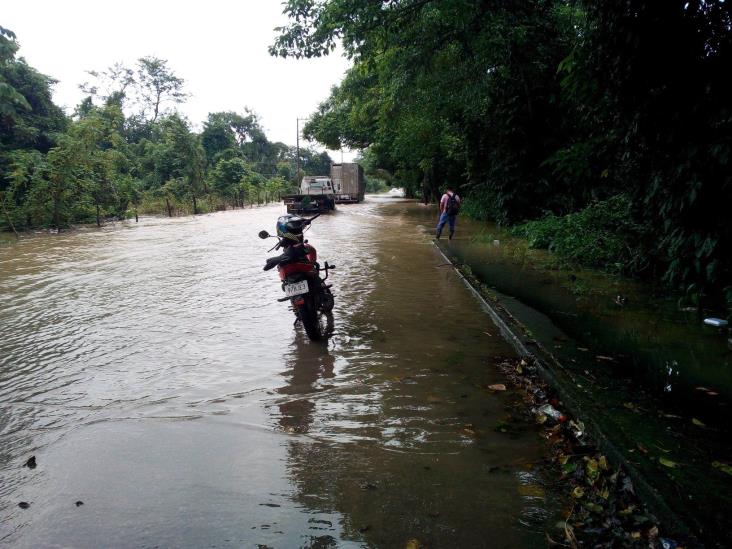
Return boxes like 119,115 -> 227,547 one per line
658,457 -> 679,468
712,461 -> 732,476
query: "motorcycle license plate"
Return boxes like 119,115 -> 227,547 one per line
284,280 -> 309,297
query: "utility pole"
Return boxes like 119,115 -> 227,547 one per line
296,117 -> 309,183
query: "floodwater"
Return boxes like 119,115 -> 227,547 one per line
0,198 -> 559,548
425,207 -> 732,544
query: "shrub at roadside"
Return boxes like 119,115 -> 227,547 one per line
510,195 -> 649,275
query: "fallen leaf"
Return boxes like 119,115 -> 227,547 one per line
487,384 -> 507,391
712,461 -> 732,476
518,484 -> 545,498
462,424 -> 477,436
659,457 -> 679,468
571,486 -> 585,499
692,418 -> 706,427
598,455 -> 609,471
405,539 -> 420,549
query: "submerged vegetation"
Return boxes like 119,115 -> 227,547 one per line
0,26 -> 331,231
272,1 -> 732,307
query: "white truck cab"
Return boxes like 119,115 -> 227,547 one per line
300,177 -> 334,195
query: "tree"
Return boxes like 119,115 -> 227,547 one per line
272,0 -> 732,297
0,26 -> 31,121
136,56 -> 187,124
80,56 -> 187,126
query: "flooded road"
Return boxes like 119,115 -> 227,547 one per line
0,198 -> 558,547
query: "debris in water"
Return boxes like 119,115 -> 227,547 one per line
658,457 -> 679,468
461,423 -> 477,436
18,502 -> 30,509
496,358 -> 670,547
703,317 -> 728,328
486,383 -> 507,391
75,500 -> 84,507
535,403 -> 566,423
712,461 -> 732,476
359,482 -> 378,491
23,456 -> 36,469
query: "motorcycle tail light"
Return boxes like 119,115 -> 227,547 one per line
294,298 -> 305,306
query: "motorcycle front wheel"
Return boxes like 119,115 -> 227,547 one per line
320,286 -> 334,313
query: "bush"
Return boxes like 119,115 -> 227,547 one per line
510,195 -> 649,275
461,188 -> 502,221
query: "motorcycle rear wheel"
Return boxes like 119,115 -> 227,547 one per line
299,298 -> 322,340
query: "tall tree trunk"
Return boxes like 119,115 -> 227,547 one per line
166,198 -> 172,217
52,193 -> 61,231
1,196 -> 20,239
192,195 -> 197,215
96,204 -> 101,227
135,210 -> 139,223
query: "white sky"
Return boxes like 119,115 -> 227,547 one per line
3,1 -> 357,162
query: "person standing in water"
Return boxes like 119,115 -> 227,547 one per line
435,186 -> 461,240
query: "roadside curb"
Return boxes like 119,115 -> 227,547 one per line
432,241 -> 697,546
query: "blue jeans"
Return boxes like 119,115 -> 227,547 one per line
436,212 -> 456,238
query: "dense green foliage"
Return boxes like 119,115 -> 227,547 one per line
0,29 -> 331,231
511,195 -> 648,274
272,0 -> 732,299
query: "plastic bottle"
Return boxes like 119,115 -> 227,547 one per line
537,404 -> 567,423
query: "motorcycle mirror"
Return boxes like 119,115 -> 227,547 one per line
258,230 -> 270,239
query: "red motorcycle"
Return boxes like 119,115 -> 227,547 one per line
260,214 -> 335,340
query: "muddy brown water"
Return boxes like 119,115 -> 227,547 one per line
0,198 -> 561,548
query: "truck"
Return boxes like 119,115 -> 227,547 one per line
330,163 -> 365,204
281,176 -> 336,214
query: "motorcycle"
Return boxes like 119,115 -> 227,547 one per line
259,213 -> 335,340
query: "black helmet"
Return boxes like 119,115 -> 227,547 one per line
276,215 -> 306,242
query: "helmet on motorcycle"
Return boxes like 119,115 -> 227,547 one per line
276,215 -> 306,242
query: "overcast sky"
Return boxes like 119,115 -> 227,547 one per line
3,1 -> 357,161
